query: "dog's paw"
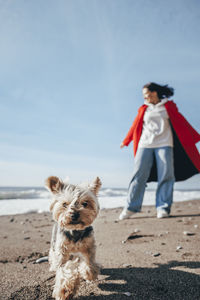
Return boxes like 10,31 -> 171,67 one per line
53,288 -> 73,300
85,264 -> 100,281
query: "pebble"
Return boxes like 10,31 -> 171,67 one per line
24,237 -> 30,240
146,251 -> 161,257
35,256 -> 49,264
194,224 -> 198,229
134,228 -> 140,233
122,240 -> 126,244
123,292 -> 132,297
10,218 -> 14,222
176,245 -> 183,250
183,231 -> 195,236
152,252 -> 160,257
122,264 -> 132,268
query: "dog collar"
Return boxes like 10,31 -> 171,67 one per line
62,226 -> 93,243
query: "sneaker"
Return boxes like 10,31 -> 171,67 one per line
157,209 -> 169,219
118,209 -> 135,220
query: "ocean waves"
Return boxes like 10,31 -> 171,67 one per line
0,187 -> 128,201
0,187 -> 200,216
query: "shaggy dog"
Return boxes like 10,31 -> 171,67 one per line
45,176 -> 101,300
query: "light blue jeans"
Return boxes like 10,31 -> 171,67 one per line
126,146 -> 175,213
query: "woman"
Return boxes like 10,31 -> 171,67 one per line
119,82 -> 200,220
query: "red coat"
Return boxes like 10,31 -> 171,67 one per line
123,100 -> 200,182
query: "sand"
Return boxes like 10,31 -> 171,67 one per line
0,200 -> 200,300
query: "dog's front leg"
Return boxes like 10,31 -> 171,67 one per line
53,255 -> 80,300
49,240 -> 70,272
81,242 -> 100,281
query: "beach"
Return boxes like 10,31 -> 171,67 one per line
1,199 -> 200,300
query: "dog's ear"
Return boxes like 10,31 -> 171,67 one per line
49,199 -> 57,211
45,176 -> 64,194
90,177 -> 102,196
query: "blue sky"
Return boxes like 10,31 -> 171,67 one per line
0,0 -> 200,187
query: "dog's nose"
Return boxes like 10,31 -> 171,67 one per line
71,211 -> 80,222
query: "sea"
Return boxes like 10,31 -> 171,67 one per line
0,174 -> 200,216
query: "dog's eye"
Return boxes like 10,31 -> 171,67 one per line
82,202 -> 88,208
63,203 -> 68,208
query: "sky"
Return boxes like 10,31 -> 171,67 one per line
0,0 -> 200,187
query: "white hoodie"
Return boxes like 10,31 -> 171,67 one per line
138,99 -> 173,149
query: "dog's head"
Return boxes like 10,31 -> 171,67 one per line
45,176 -> 101,230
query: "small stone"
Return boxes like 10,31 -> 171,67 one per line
176,245 -> 182,250
165,231 -> 169,234
123,292 -> 132,296
122,240 -> 126,244
35,256 -> 48,264
134,228 -> 140,233
24,237 -> 30,240
183,231 -> 195,236
194,224 -> 198,228
122,264 -> 132,268
10,218 -> 14,222
152,252 -> 160,257
20,222 -> 25,225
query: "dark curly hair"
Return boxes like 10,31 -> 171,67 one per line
143,82 -> 174,99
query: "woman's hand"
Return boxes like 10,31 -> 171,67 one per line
120,143 -> 125,149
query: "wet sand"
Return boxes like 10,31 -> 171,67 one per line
0,200 -> 200,299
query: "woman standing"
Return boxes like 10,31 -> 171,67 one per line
119,82 -> 200,220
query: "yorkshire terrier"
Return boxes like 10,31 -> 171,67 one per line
45,176 -> 102,300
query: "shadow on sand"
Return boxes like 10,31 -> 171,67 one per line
9,260 -> 200,300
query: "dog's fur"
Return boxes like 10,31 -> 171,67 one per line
45,176 -> 101,300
